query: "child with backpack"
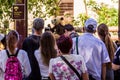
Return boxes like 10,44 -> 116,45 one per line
0,30 -> 31,80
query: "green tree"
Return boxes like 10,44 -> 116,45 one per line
73,14 -> 89,27
0,0 -> 61,33
87,0 -> 118,26
0,0 -> 14,34
28,0 -> 60,18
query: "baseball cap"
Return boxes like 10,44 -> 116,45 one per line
85,18 -> 97,31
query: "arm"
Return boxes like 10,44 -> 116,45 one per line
101,43 -> 110,80
82,72 -> 89,80
49,59 -> 55,80
112,48 -> 120,70
22,50 -> 31,77
0,51 -> 4,79
112,63 -> 120,70
101,63 -> 106,80
49,73 -> 55,80
80,56 -> 89,80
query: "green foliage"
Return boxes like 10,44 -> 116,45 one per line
0,0 -> 14,34
0,0 -> 14,18
0,0 -> 60,34
28,0 -> 60,18
73,14 -> 89,27
87,0 -> 118,26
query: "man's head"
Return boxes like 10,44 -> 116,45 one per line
33,18 -> 44,32
64,24 -> 74,37
64,24 -> 74,32
84,18 -> 97,33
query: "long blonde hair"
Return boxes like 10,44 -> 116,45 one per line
6,30 -> 19,54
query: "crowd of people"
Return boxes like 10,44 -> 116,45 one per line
0,17 -> 120,80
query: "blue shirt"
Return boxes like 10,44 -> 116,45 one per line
72,33 -> 110,80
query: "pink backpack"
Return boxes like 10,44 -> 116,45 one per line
5,49 -> 22,80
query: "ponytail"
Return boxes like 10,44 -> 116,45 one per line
6,30 -> 19,54
97,23 -> 116,69
105,34 -> 115,61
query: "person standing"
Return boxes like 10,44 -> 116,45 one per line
72,18 -> 110,80
0,30 -> 31,80
34,31 -> 57,80
49,35 -> 89,80
22,18 -> 44,80
97,23 -> 117,80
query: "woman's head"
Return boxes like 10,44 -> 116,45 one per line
40,31 -> 57,66
57,35 -> 72,54
97,23 -> 109,41
41,31 -> 55,49
6,30 -> 19,54
97,23 -> 115,64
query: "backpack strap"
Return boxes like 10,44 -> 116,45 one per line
6,49 -> 19,58
76,37 -> 79,55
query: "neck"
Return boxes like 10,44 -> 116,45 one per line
33,31 -> 42,36
62,52 -> 70,55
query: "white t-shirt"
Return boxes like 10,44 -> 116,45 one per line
0,49 -> 31,80
49,54 -> 87,80
34,49 -> 49,77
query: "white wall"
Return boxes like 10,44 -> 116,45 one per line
74,0 -> 86,19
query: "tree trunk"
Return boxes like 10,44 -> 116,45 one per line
84,0 -> 88,16
15,0 -> 27,48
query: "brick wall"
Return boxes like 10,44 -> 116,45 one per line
59,0 -> 73,16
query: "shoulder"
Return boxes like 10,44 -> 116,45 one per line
17,49 -> 28,57
94,37 -> 105,45
34,49 -> 40,57
72,36 -> 78,41
115,47 -> 120,55
34,49 -> 40,53
24,35 -> 37,41
78,33 -> 103,44
0,50 -> 7,57
72,36 -> 80,43
17,49 -> 29,62
70,32 -> 79,38
50,57 -> 61,63
0,49 -> 6,53
23,37 -> 32,45
24,36 -> 32,41
71,54 -> 84,61
0,50 -> 8,63
19,49 -> 27,53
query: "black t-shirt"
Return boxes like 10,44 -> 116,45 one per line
113,48 -> 120,80
113,48 -> 120,65
22,35 -> 41,80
